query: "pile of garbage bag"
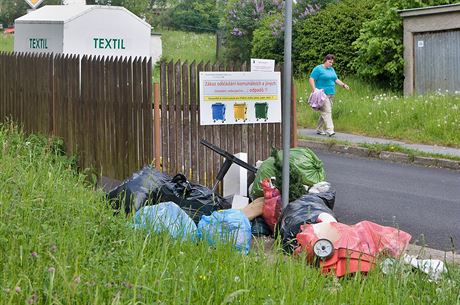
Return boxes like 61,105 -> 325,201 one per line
133,202 -> 197,240
251,147 -> 326,198
107,144 -> 426,279
107,166 -> 230,223
294,220 -> 412,277
133,201 -> 252,254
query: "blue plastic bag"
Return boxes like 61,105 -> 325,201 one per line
133,202 -> 197,240
197,209 -> 252,255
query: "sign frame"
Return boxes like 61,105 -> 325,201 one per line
199,71 -> 282,126
250,58 -> 275,72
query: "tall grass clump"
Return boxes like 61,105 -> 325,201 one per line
153,30 -> 216,81
1,122 -> 459,304
297,77 -> 460,147
159,30 -> 216,63
0,34 -> 14,52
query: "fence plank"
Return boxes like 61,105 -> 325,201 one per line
96,57 -> 105,174
123,58 -> 132,177
196,62 -> 206,185
189,61 -> 198,183
130,58 -> 140,172
154,82 -> 161,170
144,58 -> 153,166
174,60 -> 183,174
167,60 -> 176,175
160,61 -> 168,173
182,61 -> 190,178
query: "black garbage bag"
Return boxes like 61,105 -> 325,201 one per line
307,181 -> 336,210
107,166 -> 169,215
157,173 -> 230,224
277,194 -> 336,253
314,190 -> 336,210
251,216 -> 271,237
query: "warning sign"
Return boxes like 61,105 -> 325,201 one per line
199,71 -> 281,125
25,0 -> 45,9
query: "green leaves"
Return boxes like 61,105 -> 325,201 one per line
293,0 -> 378,78
352,0 -> 458,91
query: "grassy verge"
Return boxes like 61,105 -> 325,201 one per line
158,30 -> 216,63
0,34 -> 13,52
296,77 -> 460,148
1,122 -> 459,304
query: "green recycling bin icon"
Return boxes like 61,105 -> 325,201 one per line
255,102 -> 269,121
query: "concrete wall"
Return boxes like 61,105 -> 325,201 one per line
400,4 -> 460,95
150,33 -> 162,63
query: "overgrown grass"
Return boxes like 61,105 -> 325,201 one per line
296,77 -> 460,148
1,122 -> 459,304
159,30 -> 216,63
153,30 -> 216,81
0,34 -> 13,52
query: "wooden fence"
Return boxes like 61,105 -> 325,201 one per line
158,60 -> 283,188
0,53 -> 293,189
0,52 -> 153,180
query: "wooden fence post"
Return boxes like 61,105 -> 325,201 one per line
154,82 -> 161,170
290,83 -> 297,147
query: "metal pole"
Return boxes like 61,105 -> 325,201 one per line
282,0 -> 292,210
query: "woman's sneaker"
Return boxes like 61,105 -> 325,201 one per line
316,130 -> 326,135
327,132 -> 336,137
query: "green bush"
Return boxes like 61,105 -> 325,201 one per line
251,0 -> 334,64
221,0 -> 282,62
293,0 -> 378,77
160,0 -> 220,33
352,0 -> 457,91
251,13 -> 285,64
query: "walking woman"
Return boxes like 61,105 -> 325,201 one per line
309,54 -> 349,136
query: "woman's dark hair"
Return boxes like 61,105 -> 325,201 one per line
323,54 -> 335,63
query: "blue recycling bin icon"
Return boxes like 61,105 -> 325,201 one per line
212,103 -> 226,122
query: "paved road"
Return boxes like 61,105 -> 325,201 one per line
314,150 -> 460,252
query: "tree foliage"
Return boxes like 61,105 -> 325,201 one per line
86,0 -> 159,23
352,0 -> 458,91
221,0 -> 282,62
292,0 -> 378,77
0,0 -> 161,27
159,0 -> 220,32
0,0 -> 60,26
251,0 -> 327,64
251,13 -> 285,64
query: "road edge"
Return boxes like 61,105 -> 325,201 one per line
298,139 -> 460,171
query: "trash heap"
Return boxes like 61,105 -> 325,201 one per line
106,145 -> 446,280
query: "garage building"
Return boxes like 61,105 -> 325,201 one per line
399,4 -> 460,95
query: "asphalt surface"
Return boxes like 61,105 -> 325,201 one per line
314,149 -> 460,252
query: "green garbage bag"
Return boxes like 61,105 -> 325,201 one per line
251,147 -> 326,198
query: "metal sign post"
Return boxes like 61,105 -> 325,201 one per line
282,0 -> 293,210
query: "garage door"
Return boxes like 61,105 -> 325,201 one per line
414,29 -> 460,95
